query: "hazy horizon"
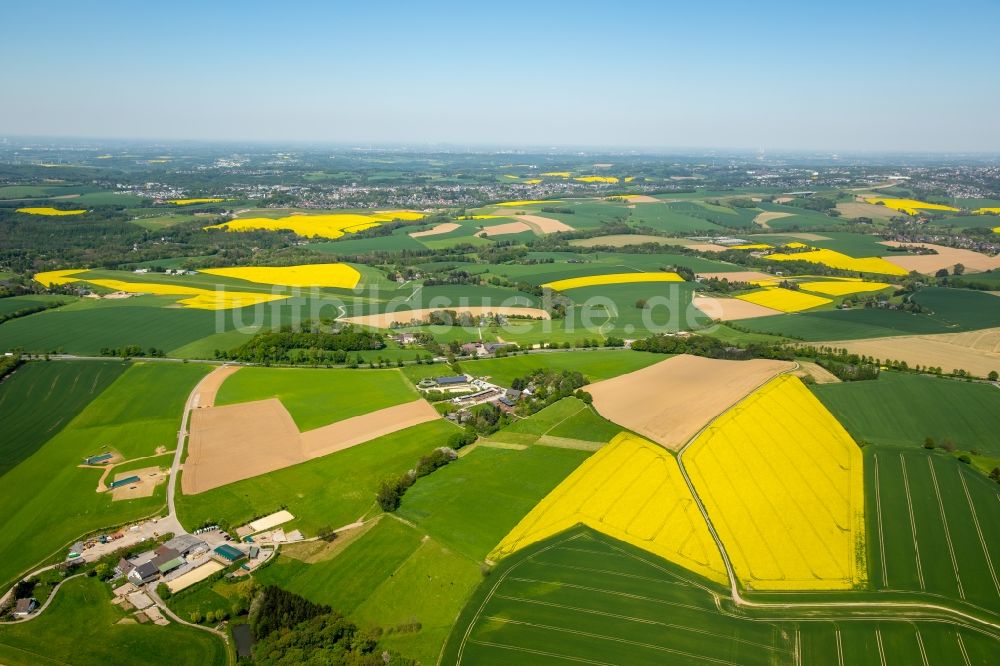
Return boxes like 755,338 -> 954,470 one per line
3,0 -> 999,152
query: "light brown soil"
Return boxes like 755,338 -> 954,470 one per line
879,241 -> 1000,274
774,197 -> 794,204
691,294 -> 782,320
477,221 -> 532,237
165,561 -> 224,593
111,466 -> 164,501
183,398 -> 303,494
624,195 -> 662,203
195,365 -> 241,408
821,329 -> 1000,379
794,361 -> 841,384
408,222 -> 460,238
182,397 -> 440,494
301,399 -> 439,458
571,235 -> 678,248
753,211 -> 794,228
837,202 -> 899,220
339,306 -> 550,328
697,271 -> 775,283
515,214 -> 574,233
688,243 -> 731,253
588,354 -> 795,451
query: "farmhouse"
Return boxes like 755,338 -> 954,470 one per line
127,561 -> 160,586
13,598 -> 39,617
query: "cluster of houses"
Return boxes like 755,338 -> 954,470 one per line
116,533 -> 253,587
424,373 -> 528,423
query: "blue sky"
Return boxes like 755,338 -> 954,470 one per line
2,0 -> 999,151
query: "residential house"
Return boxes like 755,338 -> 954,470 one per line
127,561 -> 159,586
13,598 -> 38,618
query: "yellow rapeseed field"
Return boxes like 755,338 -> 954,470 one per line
34,273 -> 284,310
685,375 -> 866,591
972,207 -> 1000,214
797,280 -> 892,296
34,269 -> 87,286
783,241 -> 809,249
168,198 -> 226,205
523,178 -> 542,185
864,197 -> 959,216
735,287 -> 831,312
490,432 -> 728,584
16,207 -> 87,216
198,263 -> 361,289
574,175 -> 619,184
540,172 -> 570,178
624,176 -> 635,183
729,243 -> 772,250
205,210 -> 425,239
495,200 -> 562,207
542,272 -> 683,291
765,248 -> 908,276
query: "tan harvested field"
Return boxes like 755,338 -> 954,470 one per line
753,211 -> 794,228
408,222 -> 460,238
838,201 -> 899,220
111,466 -> 164,501
623,195 -> 662,203
794,361 -> 841,384
570,234 -> 677,248
339,306 -> 550,328
515,214 -> 574,233
194,365 -> 241,408
774,196 -> 794,204
301,399 -> 438,457
692,294 -> 782,320
183,397 -> 440,494
588,354 -> 795,451
477,221 -> 532,237
880,241 -> 1000,274
697,270 -> 775,283
689,242 -> 731,252
183,398 -> 302,494
822,328 -> 1000,379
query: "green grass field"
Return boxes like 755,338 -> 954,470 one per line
488,397 -> 621,447
0,576 -> 226,665
813,372 -> 1000,454
564,281 -> 711,336
441,525 -> 999,665
0,360 -> 127,477
402,349 -> 662,387
866,447 -> 1000,614
0,362 -> 209,591
176,419 -> 459,534
396,444 -> 590,561
256,516 -> 482,665
739,288 -> 1000,340
214,366 -> 419,430
0,294 -> 69,317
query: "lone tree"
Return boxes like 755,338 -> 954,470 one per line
989,370 -> 999,381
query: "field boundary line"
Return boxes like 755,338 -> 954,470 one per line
927,457 -> 965,600
873,453 -> 888,586
835,626 -> 844,666
876,628 -> 886,666
957,467 -> 1000,597
467,641 -> 614,666
507,577 -> 707,613
914,625 -> 929,666
482,616 -> 737,665
899,454 -> 925,590
956,632 -> 971,666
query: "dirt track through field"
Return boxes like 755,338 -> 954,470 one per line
193,365 -> 240,407
339,306 -> 550,328
691,294 -> 782,320
879,241 -> 1000,274
820,329 -> 1000,379
588,354 -> 795,451
515,214 -> 574,233
182,397 -> 440,494
408,222 -> 460,238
